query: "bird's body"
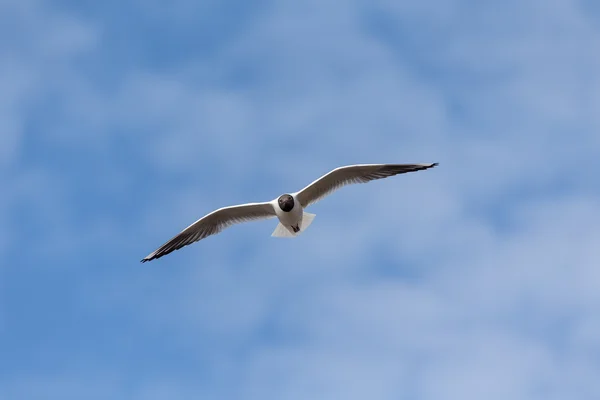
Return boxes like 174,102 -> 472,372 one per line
273,193 -> 303,233
141,163 -> 438,262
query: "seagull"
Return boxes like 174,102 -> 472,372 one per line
141,163 -> 438,262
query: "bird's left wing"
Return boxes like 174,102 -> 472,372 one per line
295,163 -> 438,208
141,202 -> 276,262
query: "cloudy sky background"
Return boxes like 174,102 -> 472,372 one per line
2,0 -> 600,398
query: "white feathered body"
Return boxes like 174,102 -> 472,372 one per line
270,194 -> 316,237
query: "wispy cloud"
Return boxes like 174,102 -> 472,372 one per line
2,0 -> 599,399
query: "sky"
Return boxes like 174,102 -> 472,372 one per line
1,0 -> 600,398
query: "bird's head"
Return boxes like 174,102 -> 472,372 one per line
277,194 -> 294,212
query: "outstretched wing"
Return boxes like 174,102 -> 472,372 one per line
295,163 -> 438,208
141,202 -> 276,262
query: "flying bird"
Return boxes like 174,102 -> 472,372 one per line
141,163 -> 438,262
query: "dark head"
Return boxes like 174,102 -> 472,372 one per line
278,194 -> 294,212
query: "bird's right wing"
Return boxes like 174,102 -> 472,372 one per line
295,163 -> 438,208
141,202 -> 276,262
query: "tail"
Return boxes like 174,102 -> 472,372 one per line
271,212 -> 316,238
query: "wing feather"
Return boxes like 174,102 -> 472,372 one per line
295,163 -> 438,207
141,202 -> 276,262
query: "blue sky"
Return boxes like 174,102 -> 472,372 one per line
2,0 -> 600,398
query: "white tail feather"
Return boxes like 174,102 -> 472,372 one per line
271,212 -> 316,238
301,212 -> 316,231
271,223 -> 295,237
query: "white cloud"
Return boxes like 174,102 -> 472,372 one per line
3,0 -> 600,399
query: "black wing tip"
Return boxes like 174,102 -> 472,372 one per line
386,162 -> 438,172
